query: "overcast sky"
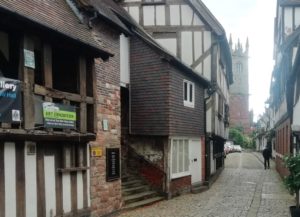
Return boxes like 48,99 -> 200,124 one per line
201,0 -> 277,121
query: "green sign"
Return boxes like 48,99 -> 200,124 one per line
42,102 -> 76,129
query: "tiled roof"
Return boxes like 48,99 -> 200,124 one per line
88,0 -> 131,34
0,0 -> 112,58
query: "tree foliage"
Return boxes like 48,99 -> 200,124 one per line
283,155 -> 300,208
229,127 -> 255,149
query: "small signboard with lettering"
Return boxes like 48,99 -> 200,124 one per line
0,77 -> 21,123
91,146 -> 103,157
24,49 -> 35,69
42,102 -> 76,129
106,148 -> 120,181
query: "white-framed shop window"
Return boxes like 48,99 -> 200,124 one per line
183,80 -> 195,108
171,138 -> 190,179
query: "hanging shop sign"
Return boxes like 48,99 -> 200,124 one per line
42,102 -> 76,129
0,77 -> 21,123
106,148 -> 120,181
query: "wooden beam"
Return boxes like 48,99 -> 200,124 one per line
0,130 -> 96,141
79,57 -> 87,133
91,59 -> 97,133
23,36 -> 35,130
43,44 -> 53,103
0,142 -> 4,217
37,143 -> 46,217
34,84 -> 94,104
55,148 -> 63,216
16,142 -> 25,217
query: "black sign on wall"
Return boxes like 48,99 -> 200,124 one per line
0,77 -> 21,123
106,148 -> 120,182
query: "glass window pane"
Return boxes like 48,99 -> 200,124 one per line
172,140 -> 178,174
179,140 -> 183,173
184,82 -> 188,101
184,140 -> 189,172
189,83 -> 193,102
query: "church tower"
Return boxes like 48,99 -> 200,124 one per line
229,36 -> 251,134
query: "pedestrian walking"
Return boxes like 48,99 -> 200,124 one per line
262,148 -> 271,169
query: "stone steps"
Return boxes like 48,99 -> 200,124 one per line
122,172 -> 164,210
122,196 -> 165,211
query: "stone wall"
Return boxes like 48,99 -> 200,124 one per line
89,19 -> 122,217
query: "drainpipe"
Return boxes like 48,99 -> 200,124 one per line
204,85 -> 216,182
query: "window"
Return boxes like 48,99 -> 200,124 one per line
218,94 -> 224,117
142,0 -> 165,4
171,138 -> 189,179
183,80 -> 195,108
236,62 -> 243,73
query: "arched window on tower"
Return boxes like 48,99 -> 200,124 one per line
236,62 -> 243,73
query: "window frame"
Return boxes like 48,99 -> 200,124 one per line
170,138 -> 190,179
142,0 -> 166,5
183,80 -> 195,108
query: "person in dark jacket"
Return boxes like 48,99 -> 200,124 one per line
262,148 -> 271,169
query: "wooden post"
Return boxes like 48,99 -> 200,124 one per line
79,57 -> 87,133
91,60 -> 97,133
23,36 -> 35,130
43,44 -> 52,102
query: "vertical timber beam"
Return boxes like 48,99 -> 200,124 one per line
79,57 -> 87,133
43,44 -> 53,102
91,59 -> 97,133
23,36 -> 35,130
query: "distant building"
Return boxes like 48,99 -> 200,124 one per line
229,37 -> 252,134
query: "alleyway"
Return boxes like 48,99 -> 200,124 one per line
118,152 -> 294,217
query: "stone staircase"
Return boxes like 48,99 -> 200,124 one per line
122,172 -> 164,210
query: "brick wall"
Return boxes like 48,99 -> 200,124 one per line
229,94 -> 251,133
276,156 -> 289,178
89,20 -> 122,217
170,176 -> 191,196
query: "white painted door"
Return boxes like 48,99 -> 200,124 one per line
189,139 -> 202,184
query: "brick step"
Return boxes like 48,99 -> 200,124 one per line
123,190 -> 158,204
122,185 -> 150,196
122,179 -> 144,188
122,196 -> 164,211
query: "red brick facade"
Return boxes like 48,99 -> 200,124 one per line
229,94 -> 251,134
275,118 -> 291,178
89,21 -> 122,217
170,176 -> 192,196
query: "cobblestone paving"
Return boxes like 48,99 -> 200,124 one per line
118,152 -> 294,217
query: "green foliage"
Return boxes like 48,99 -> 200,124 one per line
229,127 -> 255,149
283,155 -> 300,208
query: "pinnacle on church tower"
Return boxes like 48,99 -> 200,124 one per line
246,37 -> 249,55
229,34 -> 233,51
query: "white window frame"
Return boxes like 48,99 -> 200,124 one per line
183,80 -> 195,108
170,137 -> 190,179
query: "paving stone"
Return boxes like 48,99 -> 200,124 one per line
117,152 -> 295,217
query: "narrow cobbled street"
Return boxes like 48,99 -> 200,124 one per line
118,152 -> 294,217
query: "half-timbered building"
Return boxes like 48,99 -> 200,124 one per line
120,0 -> 232,184
0,1 -> 124,217
270,0 -> 300,177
